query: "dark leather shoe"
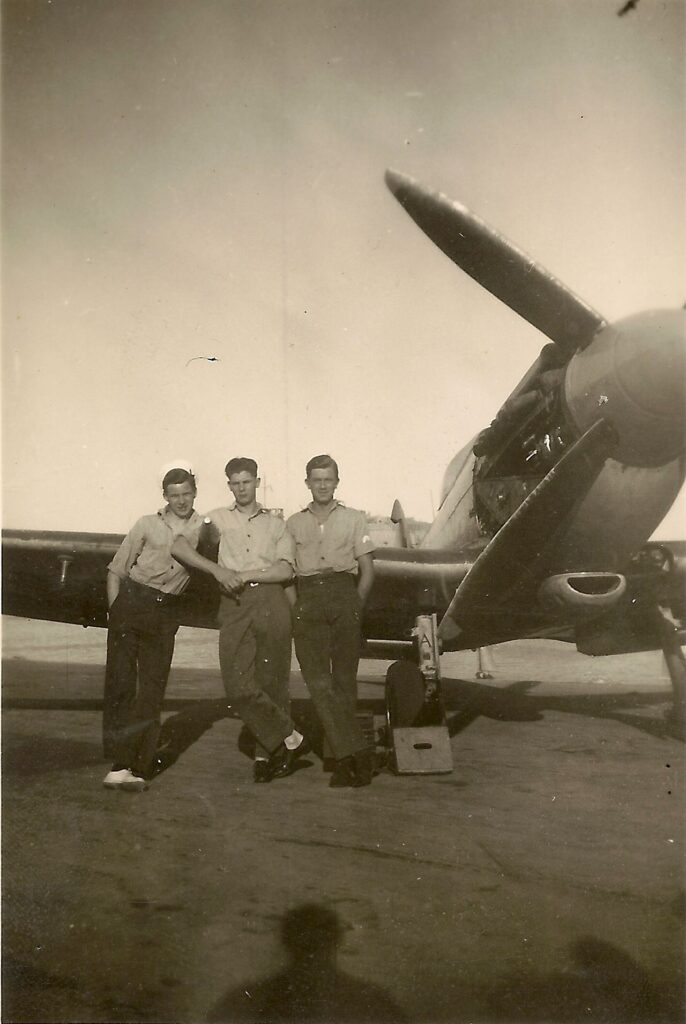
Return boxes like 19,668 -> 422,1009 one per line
329,756 -> 358,788
253,760 -> 273,783
353,748 -> 376,787
270,737 -> 312,779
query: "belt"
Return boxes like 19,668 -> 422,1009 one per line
297,572 -> 355,586
219,581 -> 277,598
124,578 -> 181,605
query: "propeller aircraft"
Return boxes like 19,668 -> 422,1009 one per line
4,169 -> 685,766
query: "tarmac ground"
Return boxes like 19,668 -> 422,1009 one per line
2,616 -> 684,1023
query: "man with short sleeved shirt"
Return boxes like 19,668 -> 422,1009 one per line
103,464 -> 203,791
172,457 -> 309,783
288,454 -> 376,788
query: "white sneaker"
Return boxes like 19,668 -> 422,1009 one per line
103,767 -> 135,788
120,773 -> 148,792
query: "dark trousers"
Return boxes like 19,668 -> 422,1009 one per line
217,585 -> 294,755
293,573 -> 366,761
103,579 -> 180,776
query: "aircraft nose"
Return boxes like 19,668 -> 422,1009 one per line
564,309 -> 686,467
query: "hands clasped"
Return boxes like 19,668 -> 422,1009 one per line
215,567 -> 245,595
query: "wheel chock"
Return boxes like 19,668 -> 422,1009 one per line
390,724 -> 453,774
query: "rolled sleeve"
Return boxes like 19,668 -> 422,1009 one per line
353,513 -> 375,559
274,520 -> 296,567
107,518 -> 146,579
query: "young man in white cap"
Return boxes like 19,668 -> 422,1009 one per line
172,457 -> 309,783
102,461 -> 203,791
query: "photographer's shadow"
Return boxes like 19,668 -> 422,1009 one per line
207,903 -> 406,1023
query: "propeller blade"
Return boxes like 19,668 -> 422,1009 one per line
438,418 -> 617,639
385,169 -> 606,357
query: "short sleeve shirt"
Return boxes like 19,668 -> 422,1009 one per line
286,502 -> 375,576
108,507 -> 204,595
206,504 -> 295,572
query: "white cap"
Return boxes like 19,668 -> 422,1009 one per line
159,459 -> 196,488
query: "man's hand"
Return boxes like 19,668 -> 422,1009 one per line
215,567 -> 244,594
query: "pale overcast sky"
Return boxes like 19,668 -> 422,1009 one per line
3,0 -> 684,535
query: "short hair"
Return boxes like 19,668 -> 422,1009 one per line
305,454 -> 339,480
225,457 -> 258,479
162,468 -> 196,493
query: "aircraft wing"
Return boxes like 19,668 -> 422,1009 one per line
361,546 -> 475,656
4,517 -> 683,662
1,529 -> 221,629
1,527 -> 476,651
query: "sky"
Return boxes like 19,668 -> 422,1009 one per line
3,0 -> 684,535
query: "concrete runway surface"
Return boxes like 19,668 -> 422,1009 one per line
2,616 -> 684,1023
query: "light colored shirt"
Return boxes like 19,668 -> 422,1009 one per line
206,504 -> 295,572
108,507 -> 204,595
287,501 -> 375,577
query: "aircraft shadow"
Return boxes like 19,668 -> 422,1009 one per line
440,677 -> 681,742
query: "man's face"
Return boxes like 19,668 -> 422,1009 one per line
306,468 -> 338,506
228,471 -> 259,507
164,481 -> 196,520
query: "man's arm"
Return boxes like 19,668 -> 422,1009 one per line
108,518 -> 146,583
239,561 -> 293,585
106,518 -> 147,611
356,552 -> 375,606
172,536 -> 244,593
106,571 -> 121,608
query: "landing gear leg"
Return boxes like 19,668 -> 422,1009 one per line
384,614 -> 453,774
656,604 -> 686,736
475,646 -> 495,680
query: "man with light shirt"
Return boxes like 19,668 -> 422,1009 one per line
172,457 -> 309,783
287,455 -> 376,788
103,462 -> 203,792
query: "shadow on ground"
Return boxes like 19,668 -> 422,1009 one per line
481,934 -> 683,1023
1,956 -> 152,1023
1,733 -> 102,777
3,659 -> 681,770
440,677 -> 681,742
207,903 -> 405,1023
153,701 -> 330,777
204,906 -> 683,1024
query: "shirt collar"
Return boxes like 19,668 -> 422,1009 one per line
158,506 -> 201,526
304,499 -> 343,516
229,502 -> 267,521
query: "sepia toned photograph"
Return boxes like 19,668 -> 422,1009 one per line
2,0 -> 684,1021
